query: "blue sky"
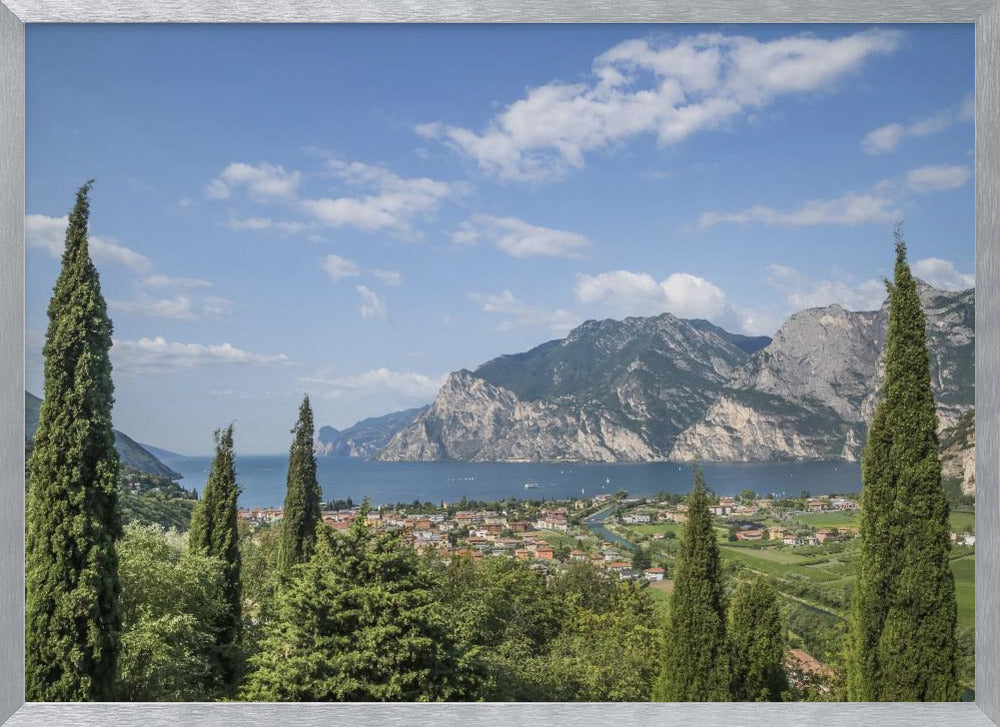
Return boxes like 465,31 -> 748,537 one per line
26,24 -> 974,455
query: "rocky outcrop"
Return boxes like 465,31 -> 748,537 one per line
940,409 -> 975,495
671,282 -> 974,462
380,313 -> 748,462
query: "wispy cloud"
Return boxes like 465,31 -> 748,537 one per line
356,285 -> 388,320
142,274 -> 212,289
373,269 -> 403,286
301,368 -> 444,400
904,164 -> 970,194
419,29 -> 901,181
699,192 -> 898,228
457,215 -> 591,259
861,95 -> 973,154
207,162 -> 301,200
300,159 -> 451,234
469,290 -> 578,334
911,258 -> 974,291
112,336 -> 291,374
26,214 -> 153,273
111,293 -> 235,320
766,264 -> 886,311
322,254 -> 361,281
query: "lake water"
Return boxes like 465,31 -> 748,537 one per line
160,454 -> 862,509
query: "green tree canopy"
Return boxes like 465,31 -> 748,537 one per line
117,524 -> 227,700
848,229 -> 960,701
25,181 -> 122,701
242,503 -> 480,701
278,395 -> 321,573
728,577 -> 787,701
654,467 -> 730,701
188,424 -> 242,692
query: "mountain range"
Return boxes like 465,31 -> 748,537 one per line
316,280 -> 973,476
25,391 -> 181,480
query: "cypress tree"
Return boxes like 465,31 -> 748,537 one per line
654,467 -> 729,701
25,181 -> 122,701
847,227 -> 960,700
277,395 -> 321,572
188,424 -> 242,691
728,576 -> 787,701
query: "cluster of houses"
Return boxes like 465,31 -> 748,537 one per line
236,503 -> 647,572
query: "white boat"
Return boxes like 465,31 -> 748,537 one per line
523,482 -> 541,490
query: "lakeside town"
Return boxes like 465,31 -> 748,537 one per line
237,488 -> 975,577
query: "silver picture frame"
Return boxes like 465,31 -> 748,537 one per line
1,2 -> 998,725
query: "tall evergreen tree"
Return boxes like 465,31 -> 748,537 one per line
847,227 -> 960,701
188,424 -> 242,691
728,576 -> 787,701
654,467 -> 729,701
278,395 -> 321,572
25,181 -> 122,701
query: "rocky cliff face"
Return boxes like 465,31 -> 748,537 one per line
377,282 -> 974,465
379,314 -> 748,462
940,409 -> 975,496
670,282 -> 974,462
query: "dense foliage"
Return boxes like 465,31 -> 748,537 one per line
728,577 -> 787,701
188,425 -> 242,692
117,525 -> 227,700
25,181 -> 122,701
242,504 -> 480,701
278,395 -> 322,572
848,230 -> 960,701
654,468 -> 730,701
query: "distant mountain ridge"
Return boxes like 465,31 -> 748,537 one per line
375,280 -> 974,467
315,406 -> 429,459
25,391 -> 182,480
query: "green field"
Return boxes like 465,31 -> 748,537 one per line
950,510 -> 975,534
719,545 -> 842,582
534,529 -> 583,551
791,511 -> 862,529
951,555 -> 975,626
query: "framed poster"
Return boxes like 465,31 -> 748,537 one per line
1,2 -> 998,726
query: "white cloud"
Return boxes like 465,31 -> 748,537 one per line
26,214 -> 153,273
373,269 -> 403,286
204,179 -> 230,199
699,192 -> 898,228
356,285 -> 387,320
301,368 -> 445,400
208,162 -> 301,200
227,216 -> 274,230
142,274 -> 212,289
419,29 -> 900,181
911,258 -> 974,291
904,164 -> 970,194
111,295 -> 197,320
322,254 -> 361,282
300,159 -> 451,234
766,264 -> 886,311
201,296 -> 235,318
469,290 -> 579,335
112,336 -> 291,374
178,197 -> 192,208
862,96 -> 973,154
458,215 -> 590,259
574,270 -> 727,319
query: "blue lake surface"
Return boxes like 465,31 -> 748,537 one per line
161,454 -> 862,509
